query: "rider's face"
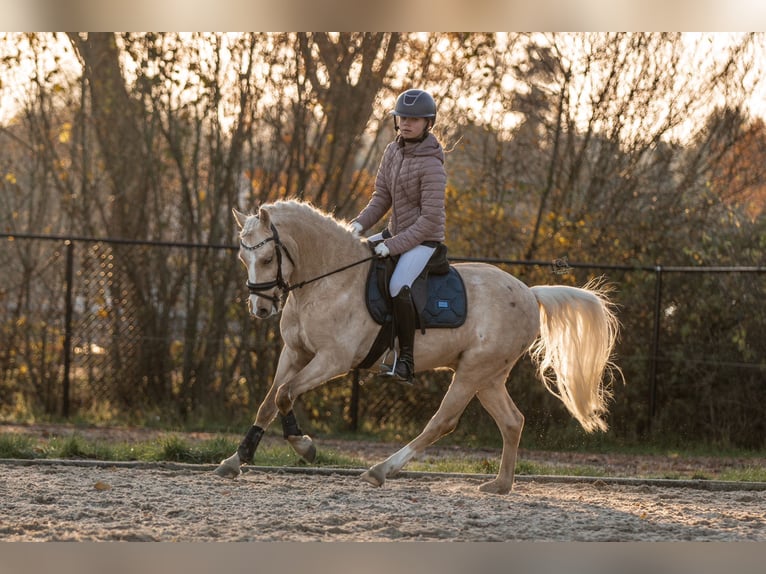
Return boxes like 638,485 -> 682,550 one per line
399,116 -> 428,139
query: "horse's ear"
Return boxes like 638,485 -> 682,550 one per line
232,208 -> 249,230
258,206 -> 271,228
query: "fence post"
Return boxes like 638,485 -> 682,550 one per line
350,369 -> 360,431
648,265 -> 663,433
62,240 -> 74,419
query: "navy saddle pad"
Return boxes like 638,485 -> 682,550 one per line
365,261 -> 467,329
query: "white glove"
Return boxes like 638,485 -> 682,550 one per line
350,221 -> 364,236
374,242 -> 390,258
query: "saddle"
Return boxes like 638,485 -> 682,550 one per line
356,242 -> 467,370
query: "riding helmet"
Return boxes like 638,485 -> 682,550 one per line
391,89 -> 437,125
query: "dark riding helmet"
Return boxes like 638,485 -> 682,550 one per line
391,89 -> 437,127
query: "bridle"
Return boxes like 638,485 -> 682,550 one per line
240,222 -> 374,309
240,222 -> 295,308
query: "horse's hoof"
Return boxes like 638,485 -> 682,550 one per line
214,453 -> 243,479
287,434 -> 316,463
360,466 -> 386,488
478,479 -> 513,495
214,463 -> 241,479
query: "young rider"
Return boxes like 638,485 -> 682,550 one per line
350,88 -> 447,383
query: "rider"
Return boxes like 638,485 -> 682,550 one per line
350,88 -> 447,384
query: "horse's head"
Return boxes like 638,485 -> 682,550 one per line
233,206 -> 295,319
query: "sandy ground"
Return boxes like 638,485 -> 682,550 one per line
1,423 -> 765,542
0,460 -> 764,542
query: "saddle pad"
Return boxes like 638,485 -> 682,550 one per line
416,267 -> 467,328
365,263 -> 467,329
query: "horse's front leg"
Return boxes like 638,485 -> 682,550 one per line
274,349 -> 352,442
275,348 -> 348,405
215,346 -> 307,478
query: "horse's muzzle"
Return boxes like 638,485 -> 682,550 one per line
249,295 -> 277,319
254,305 -> 272,318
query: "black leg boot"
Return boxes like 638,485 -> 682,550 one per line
391,286 -> 417,384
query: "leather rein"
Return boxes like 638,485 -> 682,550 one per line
240,222 -> 374,307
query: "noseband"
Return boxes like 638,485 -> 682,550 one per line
240,223 -> 295,307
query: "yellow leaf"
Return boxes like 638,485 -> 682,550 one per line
94,481 -> 111,491
59,122 -> 72,143
4,173 -> 16,184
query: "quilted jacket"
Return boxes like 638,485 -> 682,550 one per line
354,133 -> 446,256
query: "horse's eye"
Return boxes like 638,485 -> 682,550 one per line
264,256 -> 273,265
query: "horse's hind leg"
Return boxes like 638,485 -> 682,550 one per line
474,384 -> 524,494
360,375 -> 476,488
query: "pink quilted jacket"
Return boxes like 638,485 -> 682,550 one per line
354,133 -> 446,256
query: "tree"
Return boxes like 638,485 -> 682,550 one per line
493,34 -> 763,266
2,32 -> 765,445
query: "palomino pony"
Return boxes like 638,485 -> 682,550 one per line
215,199 -> 621,494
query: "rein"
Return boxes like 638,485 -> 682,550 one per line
288,253 -> 375,290
241,222 -> 374,305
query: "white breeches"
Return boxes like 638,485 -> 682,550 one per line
369,233 -> 436,297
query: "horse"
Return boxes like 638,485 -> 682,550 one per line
215,199 -> 621,494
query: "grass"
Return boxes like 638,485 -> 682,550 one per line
0,431 -> 367,468
1,430 -> 765,482
0,433 -> 38,459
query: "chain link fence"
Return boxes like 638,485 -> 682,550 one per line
1,233 -> 764,448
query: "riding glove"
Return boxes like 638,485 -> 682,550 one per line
374,242 -> 390,258
350,221 -> 364,236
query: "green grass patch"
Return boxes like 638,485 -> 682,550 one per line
53,435 -> 115,460
717,466 -> 766,483
0,431 -> 366,469
2,429 -> 765,483
409,457 -> 499,475
407,457 -> 609,477
0,433 -> 39,459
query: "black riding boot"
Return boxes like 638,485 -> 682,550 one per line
392,286 -> 417,384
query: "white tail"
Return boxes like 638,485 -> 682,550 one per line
529,280 -> 622,432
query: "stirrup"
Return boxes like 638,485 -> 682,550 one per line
379,349 -> 397,375
379,350 -> 414,386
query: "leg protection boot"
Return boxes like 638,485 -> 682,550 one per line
392,286 -> 417,384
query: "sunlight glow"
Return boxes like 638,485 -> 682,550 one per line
2,33 -> 765,145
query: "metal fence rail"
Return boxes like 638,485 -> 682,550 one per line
2,232 -> 764,446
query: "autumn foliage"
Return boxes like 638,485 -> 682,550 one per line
0,33 -> 763,448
